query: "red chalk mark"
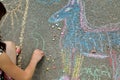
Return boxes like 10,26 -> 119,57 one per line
107,49 -> 118,78
107,49 -> 117,69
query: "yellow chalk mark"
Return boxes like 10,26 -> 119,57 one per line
76,55 -> 84,77
73,55 -> 80,78
72,54 -> 84,79
0,13 -> 9,28
61,50 -> 70,74
10,12 -> 14,28
19,0 -> 29,48
61,49 -> 84,79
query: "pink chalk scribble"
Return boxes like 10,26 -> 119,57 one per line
80,0 -> 120,33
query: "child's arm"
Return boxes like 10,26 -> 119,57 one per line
0,49 -> 44,80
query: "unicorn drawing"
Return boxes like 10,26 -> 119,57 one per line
48,0 -> 120,79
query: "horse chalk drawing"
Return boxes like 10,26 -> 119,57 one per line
48,0 -> 120,79
49,0 -> 120,57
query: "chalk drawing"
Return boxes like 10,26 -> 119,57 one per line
30,26 -> 45,50
36,0 -> 60,5
80,65 -> 111,80
61,49 -> 84,79
49,0 -> 120,55
48,0 -> 120,79
115,55 -> 120,80
0,0 -> 29,48
19,0 -> 29,48
0,0 -> 23,28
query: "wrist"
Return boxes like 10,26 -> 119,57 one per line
30,58 -> 38,65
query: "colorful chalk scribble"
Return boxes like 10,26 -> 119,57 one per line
48,0 -> 120,80
79,65 -> 111,80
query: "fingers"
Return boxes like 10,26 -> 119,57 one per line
34,49 -> 44,56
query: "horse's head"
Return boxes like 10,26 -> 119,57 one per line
48,0 -> 80,23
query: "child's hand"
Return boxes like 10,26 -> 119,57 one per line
31,49 -> 44,63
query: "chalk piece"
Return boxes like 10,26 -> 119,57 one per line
18,59 -> 22,62
52,38 -> 55,41
57,27 -> 61,30
19,37 -> 23,40
62,70 -> 65,73
19,56 -> 22,59
52,59 -> 55,62
56,24 -> 59,26
46,68 -> 50,71
61,32 -> 64,35
52,25 -> 55,28
46,58 -> 50,61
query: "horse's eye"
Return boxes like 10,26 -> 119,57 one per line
65,7 -> 72,12
55,14 -> 59,18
